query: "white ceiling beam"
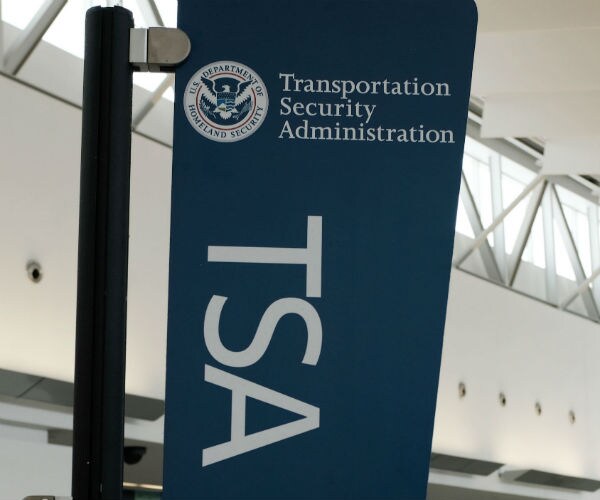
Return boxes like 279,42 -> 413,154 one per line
472,29 -> 600,96
543,137 -> 600,175
481,91 -> 600,139
475,0 -> 600,33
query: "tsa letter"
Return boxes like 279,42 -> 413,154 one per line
204,296 -> 323,368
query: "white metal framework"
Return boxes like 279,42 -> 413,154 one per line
456,127 -> 600,324
0,0 -> 175,137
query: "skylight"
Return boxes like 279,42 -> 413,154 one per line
41,0 -> 159,60
1,0 -> 46,30
43,1 -> 87,59
154,0 -> 177,27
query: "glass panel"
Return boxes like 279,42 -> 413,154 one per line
41,0 -> 159,60
503,190 -> 530,256
123,0 -> 148,27
461,154 -> 492,245
555,185 -> 594,276
43,0 -> 87,59
2,0 -> 46,29
554,220 -> 576,281
455,192 -> 474,238
462,139 -> 493,226
464,136 -> 493,163
524,210 -> 545,269
154,0 -> 178,27
556,184 -> 594,213
501,155 -> 536,185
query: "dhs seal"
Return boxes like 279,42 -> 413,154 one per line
184,61 -> 268,143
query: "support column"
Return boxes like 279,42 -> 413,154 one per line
72,6 -> 133,500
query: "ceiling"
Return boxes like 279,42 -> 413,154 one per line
474,0 -> 600,176
5,0 -> 600,176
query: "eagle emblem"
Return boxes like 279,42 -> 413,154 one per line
200,76 -> 253,122
184,61 -> 268,143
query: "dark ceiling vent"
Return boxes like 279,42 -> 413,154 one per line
501,470 -> 600,492
0,368 -> 164,421
430,453 -> 503,476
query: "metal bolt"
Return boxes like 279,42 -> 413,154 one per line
499,392 -> 507,407
26,261 -> 43,283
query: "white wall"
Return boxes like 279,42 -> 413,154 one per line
432,269 -> 600,499
0,72 -> 171,400
0,424 -> 71,499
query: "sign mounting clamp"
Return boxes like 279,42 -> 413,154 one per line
129,27 -> 190,72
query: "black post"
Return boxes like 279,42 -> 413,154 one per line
72,6 -> 133,500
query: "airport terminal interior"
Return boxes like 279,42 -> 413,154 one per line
2,0 -> 600,499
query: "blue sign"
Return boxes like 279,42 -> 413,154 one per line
164,1 -> 477,498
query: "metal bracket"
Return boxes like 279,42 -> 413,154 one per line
130,27 -> 190,72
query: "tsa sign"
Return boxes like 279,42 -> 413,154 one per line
164,1 -> 477,499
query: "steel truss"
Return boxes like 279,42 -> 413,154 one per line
0,0 -> 174,134
457,169 -> 600,323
